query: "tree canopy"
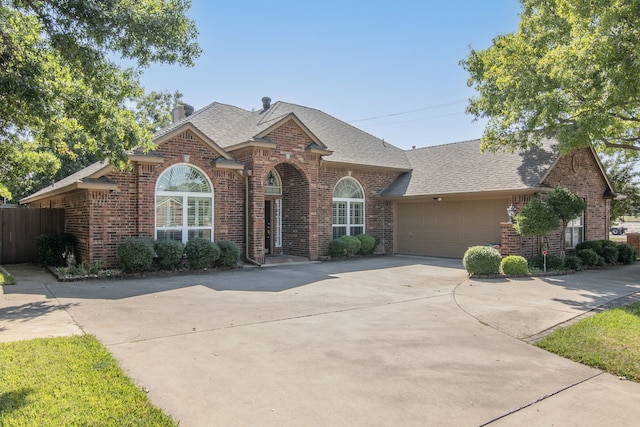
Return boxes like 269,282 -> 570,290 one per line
0,0 -> 201,200
462,0 -> 640,156
604,156 -> 640,221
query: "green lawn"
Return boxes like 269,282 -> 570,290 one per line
536,302 -> 640,382
0,335 -> 176,426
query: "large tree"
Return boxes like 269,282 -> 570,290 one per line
0,1 -> 201,200
462,0 -> 640,156
603,156 -> 640,221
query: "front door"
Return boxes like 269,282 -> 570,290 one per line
264,200 -> 271,254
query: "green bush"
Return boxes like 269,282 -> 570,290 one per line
617,244 -> 638,265
563,255 -> 582,271
577,248 -> 599,267
600,239 -> 618,249
500,255 -> 529,275
118,238 -> 155,273
357,234 -> 376,255
340,235 -> 361,256
599,246 -> 619,265
575,240 -> 603,253
216,240 -> 240,267
185,238 -> 220,270
463,246 -> 501,275
328,239 -> 347,258
36,232 -> 76,266
528,254 -> 564,271
595,255 -> 606,267
154,240 -> 184,270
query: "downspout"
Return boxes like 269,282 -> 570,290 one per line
243,170 -> 261,266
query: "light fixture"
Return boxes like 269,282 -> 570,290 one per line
266,171 -> 275,186
507,204 -> 517,223
432,197 -> 442,201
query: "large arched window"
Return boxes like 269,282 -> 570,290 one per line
332,177 -> 364,239
155,164 -> 213,243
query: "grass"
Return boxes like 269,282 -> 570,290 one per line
536,302 -> 640,382
0,335 -> 176,426
0,269 -> 16,285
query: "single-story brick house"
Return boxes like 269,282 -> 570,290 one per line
21,98 -> 617,266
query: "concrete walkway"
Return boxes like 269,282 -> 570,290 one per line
1,256 -> 640,426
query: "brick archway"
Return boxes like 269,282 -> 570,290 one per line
271,163 -> 311,258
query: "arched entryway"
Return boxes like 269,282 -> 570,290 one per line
264,163 -> 310,258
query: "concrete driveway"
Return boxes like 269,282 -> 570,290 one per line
2,256 -> 640,426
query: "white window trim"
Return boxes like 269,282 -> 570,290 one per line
155,163 -> 214,243
274,198 -> 282,247
332,177 -> 365,238
565,213 -> 584,249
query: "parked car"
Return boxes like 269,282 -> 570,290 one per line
610,225 -> 627,235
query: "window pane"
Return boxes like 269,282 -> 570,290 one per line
156,165 -> 212,192
333,227 -> 346,240
188,197 -> 212,227
156,196 -> 182,227
350,202 -> 363,225
188,229 -> 212,241
334,178 -> 363,198
350,226 -> 364,236
156,229 -> 182,242
333,202 -> 347,225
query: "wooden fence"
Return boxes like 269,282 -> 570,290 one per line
0,208 -> 65,264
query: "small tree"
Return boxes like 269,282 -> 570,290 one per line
513,198 -> 559,256
546,187 -> 587,255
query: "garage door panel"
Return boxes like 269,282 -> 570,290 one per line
397,199 -> 507,258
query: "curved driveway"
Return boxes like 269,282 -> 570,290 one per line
2,256 -> 640,426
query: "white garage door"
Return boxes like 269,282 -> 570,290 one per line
396,198 -> 508,258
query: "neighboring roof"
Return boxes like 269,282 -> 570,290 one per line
20,161 -> 114,204
380,139 -> 560,198
159,101 -> 412,171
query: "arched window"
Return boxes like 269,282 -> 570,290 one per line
264,169 -> 282,195
155,164 -> 213,243
332,177 -> 364,239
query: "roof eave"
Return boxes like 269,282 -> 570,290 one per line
20,181 -> 118,205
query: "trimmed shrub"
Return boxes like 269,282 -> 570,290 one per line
36,232 -> 76,266
340,235 -> 362,257
617,243 -> 638,265
357,234 -> 376,255
118,238 -> 155,273
185,238 -> 220,270
328,239 -> 347,258
154,240 -> 184,270
216,240 -> 241,267
575,240 -> 603,253
528,254 -> 564,271
563,255 -> 582,271
599,246 -> 619,265
577,248 -> 599,267
595,255 -> 606,267
463,246 -> 501,275
500,255 -> 529,276
600,239 -> 618,249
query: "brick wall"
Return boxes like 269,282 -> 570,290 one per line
500,147 -> 610,258
29,120 -> 403,266
317,166 -> 401,255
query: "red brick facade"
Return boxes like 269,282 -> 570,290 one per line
499,147 -> 610,258
30,120 -> 401,267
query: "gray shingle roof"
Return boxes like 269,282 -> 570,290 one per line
20,161 -> 110,203
159,101 -> 412,170
380,139 -> 559,198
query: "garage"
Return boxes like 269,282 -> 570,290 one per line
395,198 -> 509,258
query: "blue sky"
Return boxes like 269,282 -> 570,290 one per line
139,0 -> 522,150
